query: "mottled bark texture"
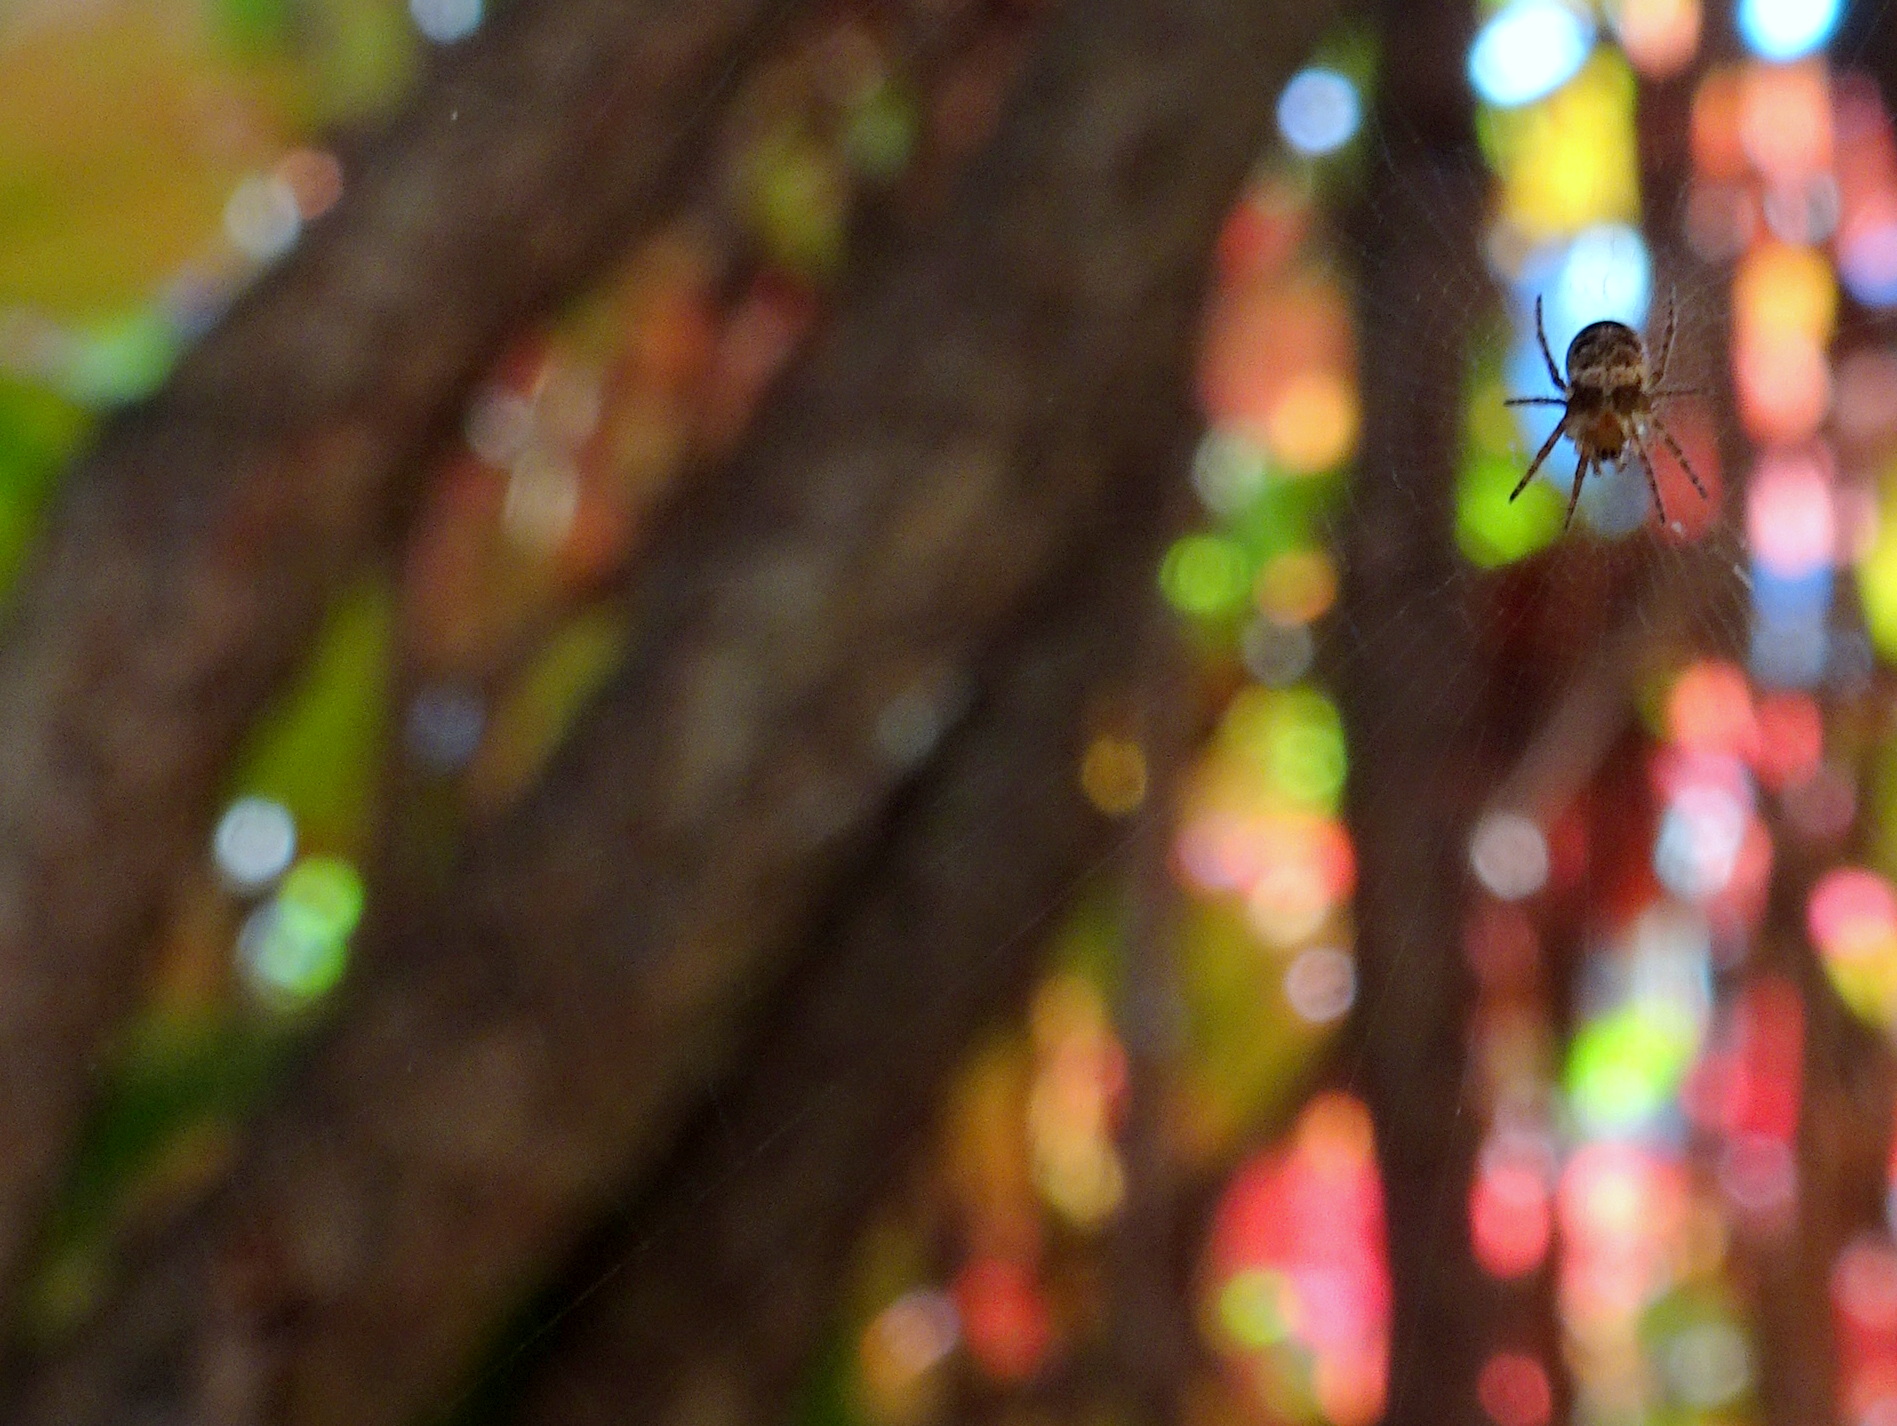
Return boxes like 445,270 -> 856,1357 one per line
8,1 -> 1330,1422
510,471 -> 1178,1426
0,0 -> 806,1302
1336,0 -> 1502,1422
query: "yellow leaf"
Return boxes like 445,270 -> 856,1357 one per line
0,4 -> 287,314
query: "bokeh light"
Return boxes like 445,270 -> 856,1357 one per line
1652,777 -> 1752,903
1835,79 -> 1897,305
1840,219 -> 1897,306
211,796 -> 296,895
1205,1093 -> 1390,1426
1753,692 -> 1824,792
1266,371 -> 1360,474
1469,0 -> 1596,109
1471,1137 -> 1554,1278
1028,974 -> 1128,1228
1080,735 -> 1148,816
1558,1140 -> 1691,1353
1548,223 -> 1652,340
952,1257 -> 1051,1384
1661,1315 -> 1754,1410
1809,868 -> 1897,1030
1607,0 -> 1700,79
858,1288 -> 959,1415
1470,812 -> 1551,902
1486,51 -> 1640,241
1283,945 -> 1356,1024
1192,429 -> 1270,516
1738,61 -> 1833,186
1747,452 -> 1835,580
235,856 -> 365,1008
222,174 -> 300,264
1735,0 -> 1842,62
275,149 -> 344,222
411,0 -> 482,44
1477,1352 -> 1554,1426
1278,69 -> 1361,157
1666,661 -> 1759,761
405,685 -> 487,772
1161,533 -> 1251,619
1734,240 -> 1837,348
1255,547 -> 1339,627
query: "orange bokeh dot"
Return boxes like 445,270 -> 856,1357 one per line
1478,1353 -> 1553,1426
1616,0 -> 1700,80
1255,548 -> 1339,626
1215,183 -> 1307,289
1199,279 -> 1353,442
1735,337 -> 1830,445
1734,242 -> 1837,346
1666,660 -> 1757,759
1315,1346 -> 1389,1426
1471,1166 -> 1552,1279
1809,867 -> 1897,962
1754,692 -> 1823,791
1265,371 -> 1359,474
1739,59 -> 1833,185
951,1258 -> 1052,1384
1692,68 -> 1746,181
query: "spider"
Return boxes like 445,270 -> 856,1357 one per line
1505,294 -> 1708,531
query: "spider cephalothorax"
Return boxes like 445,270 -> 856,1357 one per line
1505,296 -> 1708,530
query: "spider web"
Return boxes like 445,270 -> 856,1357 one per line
424,9 -> 1859,1426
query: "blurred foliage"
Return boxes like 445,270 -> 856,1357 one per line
228,579 -> 393,861
0,5 -> 285,315
0,377 -> 89,599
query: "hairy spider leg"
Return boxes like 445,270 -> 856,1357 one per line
1510,416 -> 1569,502
1650,414 -> 1709,501
1504,396 -> 1567,407
1650,387 -> 1705,400
1653,291 -> 1677,385
1533,294 -> 1564,391
1564,453 -> 1593,530
1629,427 -> 1670,527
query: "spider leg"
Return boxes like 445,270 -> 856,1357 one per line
1564,454 -> 1592,531
1510,416 -> 1569,502
1650,386 -> 1704,401
1653,288 -> 1678,386
1534,294 -> 1564,391
1650,414 -> 1709,502
1504,396 -> 1568,406
1630,426 -> 1670,529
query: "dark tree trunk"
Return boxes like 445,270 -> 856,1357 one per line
1337,2 -> 1502,1422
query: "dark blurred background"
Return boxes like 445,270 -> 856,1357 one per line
0,1 -> 1892,1424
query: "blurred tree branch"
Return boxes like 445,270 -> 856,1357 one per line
0,0 -> 810,1304
8,0 -> 1332,1421
507,459 -> 1182,1426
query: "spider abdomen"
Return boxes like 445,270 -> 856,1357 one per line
1565,320 -> 1647,391
1564,320 -> 1647,462
1506,295 -> 1708,530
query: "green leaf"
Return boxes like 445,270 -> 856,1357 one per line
226,580 -> 393,860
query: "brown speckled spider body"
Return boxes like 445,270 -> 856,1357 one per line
1505,295 -> 1707,531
